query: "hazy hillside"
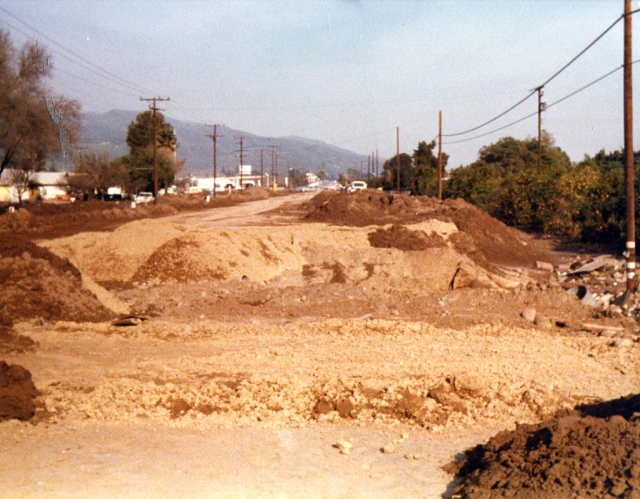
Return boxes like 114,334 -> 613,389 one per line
80,110 -> 372,178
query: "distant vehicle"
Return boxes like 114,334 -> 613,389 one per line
134,192 -> 154,203
185,186 -> 203,195
158,187 -> 176,196
348,181 -> 367,193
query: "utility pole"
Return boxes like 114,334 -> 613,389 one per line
235,137 -> 245,189
438,110 -> 443,200
367,154 -> 371,183
205,124 -> 224,198
536,86 -> 545,174
396,127 -> 400,194
624,0 -> 635,292
376,148 -> 379,177
259,149 -> 264,187
267,145 -> 278,190
140,96 -> 169,203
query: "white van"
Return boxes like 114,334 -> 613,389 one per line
348,181 -> 367,193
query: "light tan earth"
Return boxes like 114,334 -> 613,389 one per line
2,193 -> 640,498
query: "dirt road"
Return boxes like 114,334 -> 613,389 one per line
2,192 -> 639,498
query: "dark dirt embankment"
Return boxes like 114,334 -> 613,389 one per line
444,394 -> 640,499
303,190 -> 555,270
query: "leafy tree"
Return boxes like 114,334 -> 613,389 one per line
122,147 -> 181,194
445,133 -> 572,229
288,168 -> 305,188
68,151 -> 129,199
0,29 -> 80,177
125,110 -> 176,150
121,110 -> 181,192
317,165 -> 327,181
347,167 -> 364,182
412,140 -> 448,196
380,153 -> 413,192
444,160 -> 503,215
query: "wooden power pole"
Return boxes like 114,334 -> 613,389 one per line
140,96 -> 169,203
206,124 -> 224,198
438,110 -> 443,200
396,127 -> 400,194
624,0 -> 635,292
536,86 -> 545,174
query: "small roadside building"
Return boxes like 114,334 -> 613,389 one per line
0,169 -> 70,203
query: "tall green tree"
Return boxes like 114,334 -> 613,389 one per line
0,29 -> 81,177
125,110 -> 176,150
412,140 -> 448,196
381,153 -> 413,192
121,110 -> 181,192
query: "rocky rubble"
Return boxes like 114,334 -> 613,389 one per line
555,254 -> 640,320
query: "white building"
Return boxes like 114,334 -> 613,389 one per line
0,169 -> 70,203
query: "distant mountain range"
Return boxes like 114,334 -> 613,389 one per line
80,110 -> 373,178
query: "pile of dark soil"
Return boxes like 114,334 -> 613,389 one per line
0,245 -> 114,352
304,191 -> 553,269
0,361 -> 40,421
368,224 -> 447,251
445,393 -> 640,499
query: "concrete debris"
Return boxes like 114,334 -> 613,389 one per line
556,254 -> 640,317
568,255 -> 617,275
381,444 -> 396,454
334,440 -> 352,455
521,307 -> 537,323
111,315 -> 151,327
535,261 -> 554,272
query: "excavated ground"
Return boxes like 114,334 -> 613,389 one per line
0,189 -> 639,498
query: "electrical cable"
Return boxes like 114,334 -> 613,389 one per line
443,10 -> 634,139
443,59 -> 640,146
0,7 -> 157,96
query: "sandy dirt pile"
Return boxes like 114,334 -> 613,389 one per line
41,217 -> 518,318
446,394 -> 640,499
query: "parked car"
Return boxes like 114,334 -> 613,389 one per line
134,192 -> 154,203
347,181 -> 367,193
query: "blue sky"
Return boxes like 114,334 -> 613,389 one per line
0,0 -> 637,168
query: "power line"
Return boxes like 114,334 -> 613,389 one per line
443,10 -> 634,139
444,59 -> 640,146
539,13 -> 624,88
443,90 -> 537,138
0,7 -> 156,96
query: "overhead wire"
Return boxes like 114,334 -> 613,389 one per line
442,10 -> 633,139
0,7 -> 157,96
444,59 -> 640,146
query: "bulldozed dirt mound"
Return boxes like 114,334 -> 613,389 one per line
303,191 -> 554,269
0,245 -> 115,352
445,393 -> 640,499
